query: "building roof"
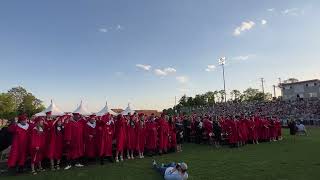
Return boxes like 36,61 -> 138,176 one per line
135,110 -> 161,116
111,109 -> 161,116
279,79 -> 319,87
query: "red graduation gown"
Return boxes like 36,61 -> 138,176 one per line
158,118 -> 169,151
84,122 -> 98,158
97,116 -> 114,157
127,118 -> 137,150
74,118 -> 86,158
63,120 -> 81,160
169,123 -> 177,149
30,127 -> 46,163
7,123 -> 30,167
145,120 -> 158,151
45,120 -> 56,159
53,124 -> 64,160
136,120 -> 146,152
115,117 -> 127,152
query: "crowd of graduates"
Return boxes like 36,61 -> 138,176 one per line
6,112 -> 183,175
184,114 -> 282,146
5,111 -> 282,175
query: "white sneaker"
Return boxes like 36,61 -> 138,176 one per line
115,159 -> 119,163
131,155 -> 134,159
75,163 -> 84,168
64,165 -> 72,170
120,156 -> 124,161
152,160 -> 157,166
127,156 -> 131,160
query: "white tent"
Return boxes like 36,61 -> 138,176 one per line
35,100 -> 65,117
96,101 -> 117,116
121,103 -> 135,115
73,101 -> 91,116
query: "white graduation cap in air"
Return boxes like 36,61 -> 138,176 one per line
35,100 -> 65,117
73,101 -> 91,116
96,101 -> 117,116
121,102 -> 135,115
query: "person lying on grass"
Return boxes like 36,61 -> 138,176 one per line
152,160 -> 188,180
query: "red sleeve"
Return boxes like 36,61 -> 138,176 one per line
8,124 -> 17,133
30,129 -> 39,149
64,122 -> 72,142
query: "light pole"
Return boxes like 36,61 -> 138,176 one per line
218,57 -> 227,102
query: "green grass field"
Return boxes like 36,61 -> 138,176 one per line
3,128 -> 320,180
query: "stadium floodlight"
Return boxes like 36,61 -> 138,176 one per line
218,57 -> 227,102
218,57 -> 226,65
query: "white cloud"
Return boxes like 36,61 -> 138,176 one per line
282,8 -> 300,16
154,69 -> 167,76
164,67 -> 177,73
232,54 -> 256,61
99,28 -> 108,33
154,67 -> 176,76
136,64 -> 151,71
116,24 -> 123,31
267,8 -> 275,12
233,21 -> 255,36
261,19 -> 267,25
176,76 -> 188,84
205,65 -> 216,72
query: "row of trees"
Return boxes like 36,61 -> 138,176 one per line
0,87 -> 45,119
163,88 -> 273,115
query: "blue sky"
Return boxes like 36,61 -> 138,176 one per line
0,0 -> 319,111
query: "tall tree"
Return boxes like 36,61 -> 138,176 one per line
204,91 -> 216,105
0,93 -> 17,119
230,89 -> 241,101
17,93 -> 45,117
218,90 -> 226,102
7,86 -> 28,109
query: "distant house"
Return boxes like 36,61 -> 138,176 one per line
111,109 -> 124,114
279,79 -> 320,100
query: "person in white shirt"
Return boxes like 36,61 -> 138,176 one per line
153,160 -> 188,180
296,122 -> 307,136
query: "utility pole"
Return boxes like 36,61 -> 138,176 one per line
273,85 -> 276,97
260,78 -> 265,94
218,57 -> 227,103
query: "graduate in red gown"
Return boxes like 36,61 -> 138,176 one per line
44,111 -> 58,170
84,115 -> 98,159
98,113 -> 115,165
145,114 -> 158,155
203,116 -> 213,141
136,113 -> 146,158
50,116 -> 64,170
30,117 -> 46,175
63,115 -> 84,170
115,114 -> 127,162
73,113 -> 86,162
7,114 -> 30,172
126,113 -> 137,159
158,114 -> 169,154
168,116 -> 177,151
274,117 -> 282,140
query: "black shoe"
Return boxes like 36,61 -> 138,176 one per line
108,157 -> 114,163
